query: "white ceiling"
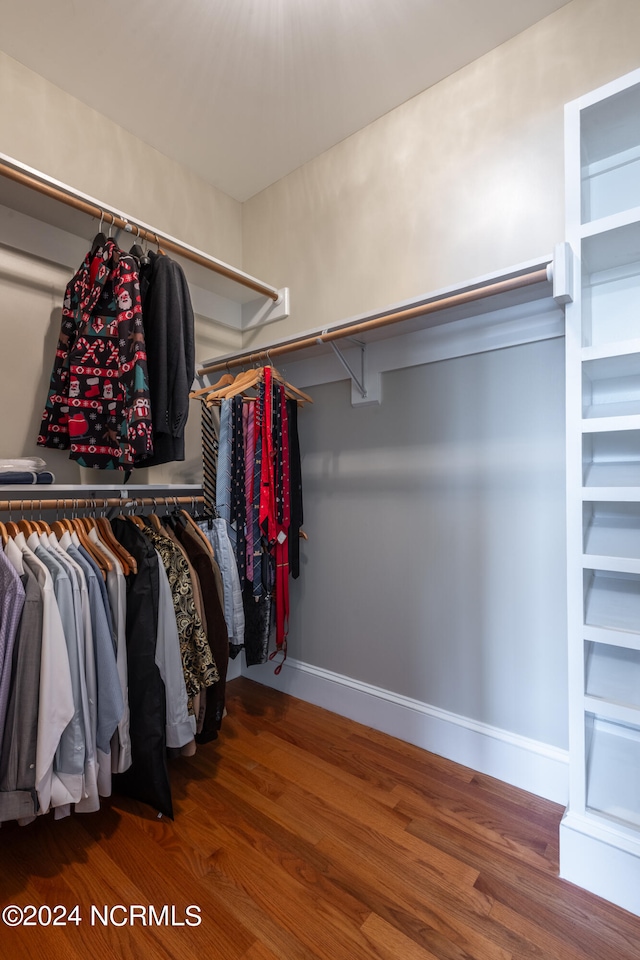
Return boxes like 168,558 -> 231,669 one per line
1,0 -> 570,202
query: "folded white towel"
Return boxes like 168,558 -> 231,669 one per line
0,457 -> 48,472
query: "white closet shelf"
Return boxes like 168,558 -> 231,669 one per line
582,403 -> 640,423
0,483 -> 202,500
583,350 -> 640,379
585,642 -> 640,711
581,143 -> 640,226
584,569 -> 640,634
582,436 -> 640,490
585,696 -> 640,727
584,624 -> 640,653
582,414 -> 640,432
0,151 -> 291,334
583,555 -> 640,575
583,504 -> 640,562
582,488 -> 640,502
580,205 -> 640,239
586,716 -> 640,830
583,340 -> 640,362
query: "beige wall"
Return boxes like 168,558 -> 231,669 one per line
241,0 -> 640,347
0,50 -> 242,265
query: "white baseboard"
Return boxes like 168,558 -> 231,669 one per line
227,655 -> 243,681
560,812 -> 640,915
241,657 -> 569,805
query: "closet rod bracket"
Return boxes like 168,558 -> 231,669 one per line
327,338 -> 381,405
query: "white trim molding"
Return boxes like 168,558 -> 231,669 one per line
560,811 -> 640,915
242,657 -> 569,805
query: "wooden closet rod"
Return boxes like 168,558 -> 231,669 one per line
198,264 -> 551,376
0,158 -> 280,301
0,496 -> 204,513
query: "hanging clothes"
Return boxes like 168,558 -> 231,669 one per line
3,533 -> 75,821
0,559 -> 43,823
136,522 -> 219,712
171,516 -> 229,741
110,518 -> 173,819
0,499 -> 238,824
201,365 -> 307,671
136,251 -> 195,467
37,238 -> 153,470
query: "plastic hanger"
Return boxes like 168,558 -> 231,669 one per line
129,224 -> 150,266
91,210 -> 107,255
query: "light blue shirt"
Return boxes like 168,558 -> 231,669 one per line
69,545 -> 124,755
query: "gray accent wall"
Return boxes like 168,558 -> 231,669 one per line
287,336 -> 568,749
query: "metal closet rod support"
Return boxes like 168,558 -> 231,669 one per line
197,264 -> 551,376
0,159 -> 279,302
0,496 -> 204,513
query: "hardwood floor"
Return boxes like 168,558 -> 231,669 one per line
1,676 -> 640,959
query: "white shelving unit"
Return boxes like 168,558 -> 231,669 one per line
560,66 -> 640,916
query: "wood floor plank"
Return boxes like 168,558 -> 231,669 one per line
393,782 -> 558,875
1,675 -> 640,960
360,913 -> 444,960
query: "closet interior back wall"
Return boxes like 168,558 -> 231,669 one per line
272,334 -> 568,766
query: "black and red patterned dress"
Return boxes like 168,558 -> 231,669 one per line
38,239 -> 153,470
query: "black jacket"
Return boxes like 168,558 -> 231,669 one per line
137,252 -> 195,466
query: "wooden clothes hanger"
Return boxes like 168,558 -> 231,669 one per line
70,516 -> 113,577
82,500 -> 136,575
215,364 -> 313,405
95,516 -> 136,575
270,365 -> 313,404
190,371 -> 235,399
205,366 -> 260,404
5,506 -> 21,539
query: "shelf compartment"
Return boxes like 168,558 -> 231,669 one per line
585,714 -> 640,829
584,568 -> 640,634
583,502 -> 640,570
585,641 -> 640,710
582,338 -> 640,364
584,624 -> 640,653
580,221 -> 640,349
582,351 -> 640,421
583,431 -> 640,489
580,82 -> 640,223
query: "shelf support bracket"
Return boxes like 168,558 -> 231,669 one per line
551,242 -> 574,304
241,288 -> 290,330
327,338 -> 382,406
329,339 -> 367,398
